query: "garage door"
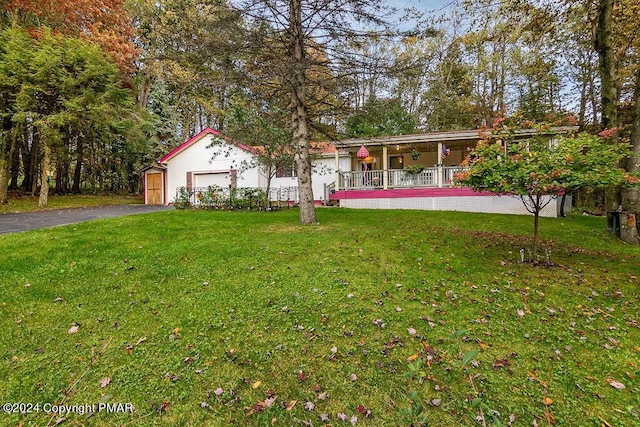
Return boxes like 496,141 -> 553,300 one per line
194,172 -> 229,188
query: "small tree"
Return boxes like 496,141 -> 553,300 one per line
455,132 -> 638,260
211,102 -> 294,201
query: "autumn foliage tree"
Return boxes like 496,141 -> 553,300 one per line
456,131 -> 638,259
0,26 -> 143,206
1,0 -> 137,74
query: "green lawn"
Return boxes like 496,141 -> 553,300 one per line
0,194 -> 143,214
0,208 -> 638,426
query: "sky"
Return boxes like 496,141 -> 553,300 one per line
389,0 -> 458,32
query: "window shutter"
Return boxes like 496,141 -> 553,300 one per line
186,172 -> 193,188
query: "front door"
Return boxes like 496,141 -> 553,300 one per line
147,173 -> 162,205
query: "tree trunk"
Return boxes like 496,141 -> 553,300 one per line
621,66 -> 640,240
0,116 -> 13,204
578,71 -> 587,130
596,0 -> 621,214
0,151 -> 10,204
532,210 -> 540,264
38,141 -> 52,208
72,136 -> 84,193
265,165 -> 273,207
595,0 -> 617,131
9,136 -> 20,190
289,0 -> 316,224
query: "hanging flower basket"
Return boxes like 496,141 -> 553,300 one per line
357,145 -> 369,159
411,150 -> 420,161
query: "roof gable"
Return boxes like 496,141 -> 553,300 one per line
160,128 -> 257,163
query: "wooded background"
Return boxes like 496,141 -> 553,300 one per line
0,0 -> 638,215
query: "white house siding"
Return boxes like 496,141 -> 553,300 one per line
340,195 -> 571,218
164,134 -> 259,203
268,155 -> 350,203
163,132 -> 351,204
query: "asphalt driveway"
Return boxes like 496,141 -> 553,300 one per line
0,204 -> 171,235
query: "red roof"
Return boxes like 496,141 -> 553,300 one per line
159,127 -> 258,163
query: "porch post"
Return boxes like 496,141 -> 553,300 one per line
437,142 -> 444,188
334,147 -> 340,190
382,145 -> 388,189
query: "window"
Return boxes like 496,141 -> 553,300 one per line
390,156 -> 403,169
276,163 -> 296,178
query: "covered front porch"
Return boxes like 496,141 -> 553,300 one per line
326,128 -> 574,217
330,130 -> 479,192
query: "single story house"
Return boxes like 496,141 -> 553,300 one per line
142,127 -> 350,206
144,126 -> 576,217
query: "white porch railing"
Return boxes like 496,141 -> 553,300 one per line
339,170 -> 385,189
336,167 -> 467,190
389,169 -> 436,187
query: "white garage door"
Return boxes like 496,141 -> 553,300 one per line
195,172 -> 229,188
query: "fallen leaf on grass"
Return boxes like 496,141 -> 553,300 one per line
68,325 -> 79,334
407,354 -> 418,362
606,378 -> 625,389
286,400 -> 296,411
156,401 -> 170,413
527,371 -> 548,388
252,380 -> 262,389
542,397 -> 553,406
100,377 -> 111,388
544,410 -> 555,424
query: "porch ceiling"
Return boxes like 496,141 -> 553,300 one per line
333,126 -> 578,149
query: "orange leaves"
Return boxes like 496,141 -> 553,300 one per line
3,0 -> 138,73
528,371 -> 548,388
285,400 -> 297,411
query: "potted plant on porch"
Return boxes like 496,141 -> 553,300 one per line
404,164 -> 424,175
410,149 -> 420,160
